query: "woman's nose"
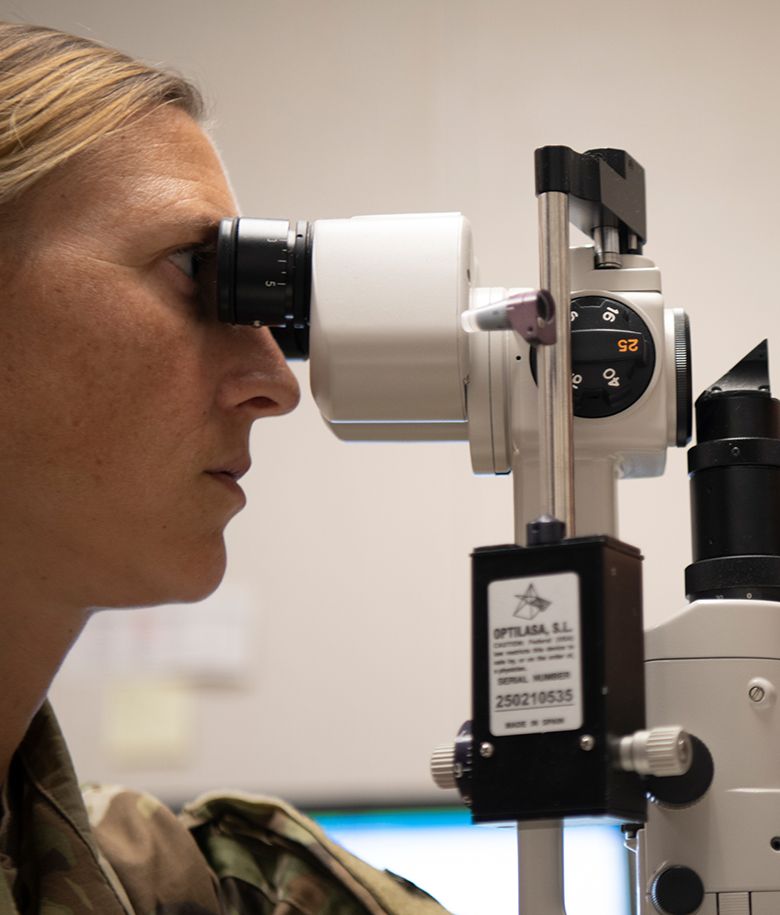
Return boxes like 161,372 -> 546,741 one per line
218,325 -> 300,418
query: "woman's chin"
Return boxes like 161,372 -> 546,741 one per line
162,548 -> 228,606
104,540 -> 229,610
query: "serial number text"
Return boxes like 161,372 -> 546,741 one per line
495,689 -> 574,710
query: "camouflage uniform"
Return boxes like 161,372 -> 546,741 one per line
0,703 -> 453,915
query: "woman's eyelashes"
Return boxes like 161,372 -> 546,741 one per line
165,243 -> 219,320
167,246 -> 202,280
168,240 -> 217,277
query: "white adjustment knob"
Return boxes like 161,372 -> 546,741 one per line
430,743 -> 457,789
619,726 -> 692,777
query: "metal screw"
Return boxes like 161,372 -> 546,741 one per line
479,742 -> 494,758
731,445 -> 741,456
748,677 -> 776,709
580,734 -> 595,751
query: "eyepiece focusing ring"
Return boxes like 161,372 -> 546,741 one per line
217,216 -> 312,359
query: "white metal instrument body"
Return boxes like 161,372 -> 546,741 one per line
637,601 -> 780,915
309,213 -> 680,541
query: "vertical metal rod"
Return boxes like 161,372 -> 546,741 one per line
538,191 -> 575,536
517,820 -> 567,915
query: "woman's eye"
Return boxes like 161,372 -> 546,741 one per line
167,248 -> 199,279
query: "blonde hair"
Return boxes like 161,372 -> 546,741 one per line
0,21 -> 203,206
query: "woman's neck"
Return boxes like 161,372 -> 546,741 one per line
0,582 -> 89,784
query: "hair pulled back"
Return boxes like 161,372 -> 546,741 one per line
0,21 -> 203,206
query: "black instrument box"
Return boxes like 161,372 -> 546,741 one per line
470,536 -> 646,824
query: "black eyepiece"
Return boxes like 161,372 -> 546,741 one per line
685,340 -> 780,601
217,216 -> 313,359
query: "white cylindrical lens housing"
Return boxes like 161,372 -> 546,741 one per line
309,213 -> 472,432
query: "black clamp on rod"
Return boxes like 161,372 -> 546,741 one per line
535,147 -> 646,268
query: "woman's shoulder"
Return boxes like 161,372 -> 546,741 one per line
19,704 -> 452,915
86,785 -> 452,915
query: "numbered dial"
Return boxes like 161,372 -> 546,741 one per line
569,295 -> 656,418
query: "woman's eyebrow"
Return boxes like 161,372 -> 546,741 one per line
140,213 -> 222,247
168,214 -> 222,239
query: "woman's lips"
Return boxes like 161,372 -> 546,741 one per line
207,457 -> 251,481
206,468 -> 248,503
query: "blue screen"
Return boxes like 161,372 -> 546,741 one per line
311,808 -> 631,915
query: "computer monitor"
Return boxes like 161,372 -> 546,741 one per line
310,807 -> 631,915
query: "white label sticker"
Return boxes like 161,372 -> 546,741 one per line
488,572 -> 582,736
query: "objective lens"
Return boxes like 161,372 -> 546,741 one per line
217,216 -> 313,359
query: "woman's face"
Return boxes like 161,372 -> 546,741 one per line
0,107 -> 299,612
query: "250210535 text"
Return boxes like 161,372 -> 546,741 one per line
495,689 -> 574,710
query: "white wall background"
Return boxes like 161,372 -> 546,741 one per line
4,0 -> 780,807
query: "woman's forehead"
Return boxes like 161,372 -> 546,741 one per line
27,107 -> 236,238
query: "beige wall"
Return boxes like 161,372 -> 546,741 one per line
5,0 -> 780,805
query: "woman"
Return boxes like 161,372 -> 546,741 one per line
0,22 -> 450,915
